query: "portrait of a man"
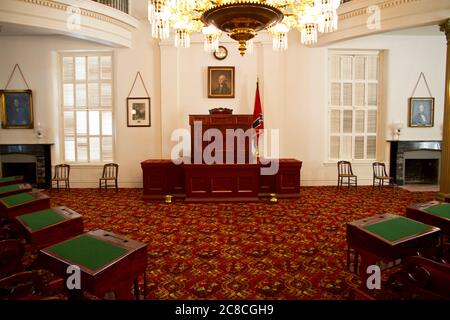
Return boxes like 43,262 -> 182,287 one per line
208,67 -> 235,98
1,90 -> 33,129
409,97 -> 434,127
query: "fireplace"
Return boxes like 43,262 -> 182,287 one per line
0,144 -> 52,188
389,141 -> 441,185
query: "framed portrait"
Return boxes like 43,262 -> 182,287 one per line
1,90 -> 33,129
208,66 -> 235,98
409,97 -> 434,127
127,97 -> 151,127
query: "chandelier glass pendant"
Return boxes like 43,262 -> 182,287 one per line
148,0 -> 341,56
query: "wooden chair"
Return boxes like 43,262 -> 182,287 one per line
337,161 -> 357,190
99,163 -> 119,192
52,164 -> 70,190
387,256 -> 450,299
0,270 -> 61,300
372,162 -> 395,190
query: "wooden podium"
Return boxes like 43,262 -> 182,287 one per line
141,113 -> 302,201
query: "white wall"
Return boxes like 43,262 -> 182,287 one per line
0,21 -> 161,187
282,31 -> 446,185
0,24 -> 446,187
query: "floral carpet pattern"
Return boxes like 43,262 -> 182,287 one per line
44,187 -> 436,300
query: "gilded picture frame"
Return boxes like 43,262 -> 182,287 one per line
208,66 -> 235,99
0,89 -> 34,129
408,97 -> 434,127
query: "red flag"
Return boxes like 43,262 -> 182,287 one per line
252,81 -> 264,134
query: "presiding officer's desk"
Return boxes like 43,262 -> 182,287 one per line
142,113 -> 302,202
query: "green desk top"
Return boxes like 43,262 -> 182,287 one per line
0,177 -> 16,183
18,209 -> 65,231
0,184 -> 21,194
363,216 -> 433,242
424,203 -> 450,219
1,193 -> 34,206
47,235 -> 127,271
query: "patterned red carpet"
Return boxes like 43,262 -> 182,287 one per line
44,186 -> 436,300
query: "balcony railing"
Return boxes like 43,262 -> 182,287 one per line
91,0 -> 128,14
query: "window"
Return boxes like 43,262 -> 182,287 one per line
60,52 -> 114,163
328,51 -> 379,161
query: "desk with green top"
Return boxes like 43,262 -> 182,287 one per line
15,206 -> 84,249
346,214 -> 440,286
0,176 -> 23,187
0,183 -> 32,197
406,202 -> 450,237
0,192 -> 50,218
38,229 -> 148,300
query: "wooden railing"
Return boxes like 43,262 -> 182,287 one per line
91,0 -> 129,14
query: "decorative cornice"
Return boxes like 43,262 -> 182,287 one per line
17,0 -> 135,30
339,0 -> 422,21
440,18 -> 450,41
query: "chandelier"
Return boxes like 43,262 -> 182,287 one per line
148,1 -> 341,56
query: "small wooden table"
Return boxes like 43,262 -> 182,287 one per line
0,183 -> 32,198
347,214 -> 440,293
0,192 -> 50,218
38,229 -> 148,300
15,207 -> 84,249
0,176 -> 24,187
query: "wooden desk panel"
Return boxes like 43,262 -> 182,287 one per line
141,159 -> 302,201
16,206 -> 84,249
38,229 -> 148,299
0,192 -> 50,218
141,160 -> 185,199
185,164 -> 259,201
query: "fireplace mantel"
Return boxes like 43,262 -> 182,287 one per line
0,143 -> 53,188
388,140 -> 442,185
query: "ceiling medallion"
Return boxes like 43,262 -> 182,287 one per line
201,2 -> 283,55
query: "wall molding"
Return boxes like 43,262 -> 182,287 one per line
0,0 -> 139,47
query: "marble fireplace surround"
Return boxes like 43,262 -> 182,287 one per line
389,140 -> 442,185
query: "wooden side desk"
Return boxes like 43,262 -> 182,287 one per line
15,206 -> 84,249
38,229 -> 148,300
0,192 -> 50,218
0,176 -> 24,187
347,214 -> 440,292
0,183 -> 32,197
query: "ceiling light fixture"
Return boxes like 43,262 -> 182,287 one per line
148,0 -> 341,56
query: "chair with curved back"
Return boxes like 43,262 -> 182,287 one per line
52,164 -> 70,190
387,256 -> 450,299
372,162 -> 395,190
0,270 -> 62,300
99,163 -> 119,192
337,161 -> 357,190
